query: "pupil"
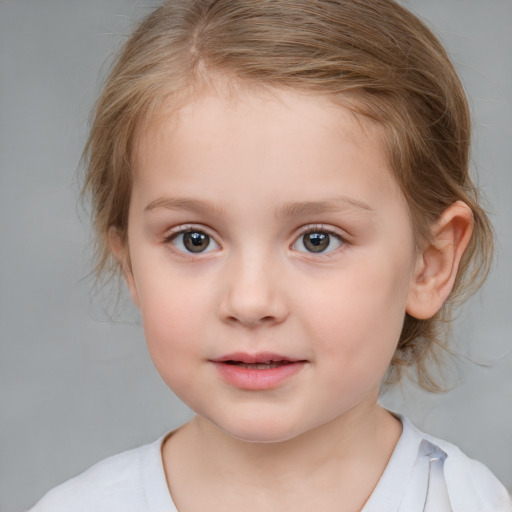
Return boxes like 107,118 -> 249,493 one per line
184,232 -> 209,252
304,232 -> 329,253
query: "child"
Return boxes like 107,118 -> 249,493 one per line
29,0 -> 511,510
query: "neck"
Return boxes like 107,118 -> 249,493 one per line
196,400 -> 390,476
162,400 -> 402,511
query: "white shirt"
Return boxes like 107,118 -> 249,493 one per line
29,416 -> 512,512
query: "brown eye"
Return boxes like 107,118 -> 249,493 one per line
183,231 -> 210,252
303,232 -> 329,252
170,230 -> 219,254
293,229 -> 343,254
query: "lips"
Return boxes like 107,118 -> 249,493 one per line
211,352 -> 307,390
224,361 -> 294,369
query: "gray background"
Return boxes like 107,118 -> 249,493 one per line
1,1 -> 511,510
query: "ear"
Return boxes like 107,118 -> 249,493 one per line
406,201 -> 474,320
108,227 -> 140,308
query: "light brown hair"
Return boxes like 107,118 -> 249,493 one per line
83,0 -> 493,390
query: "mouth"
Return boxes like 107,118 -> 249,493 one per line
211,352 -> 307,390
212,352 -> 304,367
223,360 -> 295,369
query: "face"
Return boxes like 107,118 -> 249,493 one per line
122,88 -> 419,443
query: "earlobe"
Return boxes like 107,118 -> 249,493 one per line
406,201 -> 474,320
108,227 -> 140,308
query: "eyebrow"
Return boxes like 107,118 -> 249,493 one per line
144,197 -> 225,215
144,195 -> 375,217
277,197 -> 375,217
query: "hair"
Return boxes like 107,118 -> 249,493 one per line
82,0 -> 493,391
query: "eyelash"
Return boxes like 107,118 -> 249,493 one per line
292,225 -> 346,257
164,225 -> 219,257
163,224 -> 347,257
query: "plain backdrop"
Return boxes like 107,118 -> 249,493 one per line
1,1 -> 511,510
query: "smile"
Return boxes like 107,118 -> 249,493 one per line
211,353 -> 307,390
224,360 -> 294,369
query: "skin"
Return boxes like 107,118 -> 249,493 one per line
111,87 -> 473,511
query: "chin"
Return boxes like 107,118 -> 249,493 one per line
213,415 -> 309,444
225,428 -> 299,444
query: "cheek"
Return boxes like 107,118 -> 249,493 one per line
138,289 -> 207,395
300,254 -> 410,363
132,263 -> 213,357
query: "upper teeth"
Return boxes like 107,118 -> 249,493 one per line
224,360 -> 294,368
238,362 -> 284,369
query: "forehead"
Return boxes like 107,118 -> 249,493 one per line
138,83 -> 376,146
132,87 -> 402,212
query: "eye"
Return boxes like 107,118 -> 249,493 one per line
292,229 -> 344,254
168,229 -> 220,254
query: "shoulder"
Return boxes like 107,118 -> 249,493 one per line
411,419 -> 512,512
28,435 -> 174,512
28,445 -> 148,512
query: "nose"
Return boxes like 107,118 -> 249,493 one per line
218,251 -> 289,328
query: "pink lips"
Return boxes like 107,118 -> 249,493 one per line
211,352 -> 307,390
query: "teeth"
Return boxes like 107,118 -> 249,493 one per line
226,360 -> 292,369
241,363 -> 281,369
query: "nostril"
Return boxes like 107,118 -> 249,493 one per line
225,314 -> 279,328
217,273 -> 289,327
